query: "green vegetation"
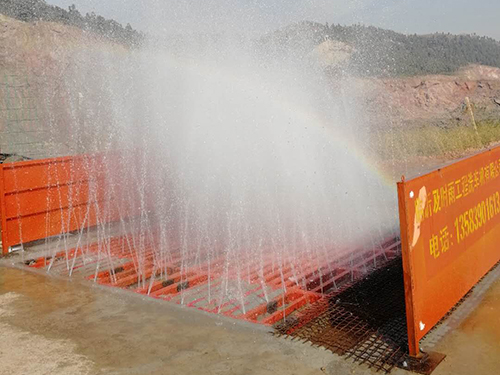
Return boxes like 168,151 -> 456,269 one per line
331,24 -> 500,77
0,0 -> 143,47
260,21 -> 500,77
377,120 -> 500,160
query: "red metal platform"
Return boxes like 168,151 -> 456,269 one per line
21,233 -> 401,326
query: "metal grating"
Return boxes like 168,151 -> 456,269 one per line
20,233 -> 401,326
287,257 -> 500,374
275,257 -> 410,373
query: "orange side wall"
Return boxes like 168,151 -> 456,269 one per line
0,154 -> 147,254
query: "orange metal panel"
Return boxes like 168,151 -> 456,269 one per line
0,154 -> 142,254
4,201 -> 123,247
1,156 -> 104,193
0,164 -> 9,254
398,146 -> 500,356
3,178 -> 108,219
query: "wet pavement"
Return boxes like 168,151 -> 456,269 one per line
0,266 -> 334,375
0,262 -> 499,375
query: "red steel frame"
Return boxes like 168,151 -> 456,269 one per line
21,232 -> 400,325
398,146 -> 500,357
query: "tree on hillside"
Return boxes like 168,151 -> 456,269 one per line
0,0 -> 144,47
258,21 -> 500,77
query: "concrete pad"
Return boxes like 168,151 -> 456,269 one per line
0,263 -> 499,375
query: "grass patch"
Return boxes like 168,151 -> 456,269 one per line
376,119 -> 500,160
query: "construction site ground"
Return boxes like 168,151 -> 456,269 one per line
1,252 -> 499,375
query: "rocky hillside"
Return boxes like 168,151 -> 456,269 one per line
0,14 -> 129,160
0,13 -> 128,76
1,14 -> 500,161
0,0 -> 143,47
258,21 -> 500,128
356,65 -> 500,128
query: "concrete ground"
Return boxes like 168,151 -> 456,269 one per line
0,263 -> 499,375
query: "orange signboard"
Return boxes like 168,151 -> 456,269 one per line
398,146 -> 500,356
